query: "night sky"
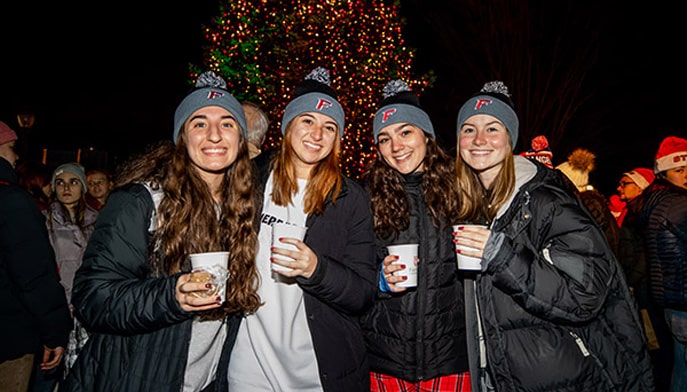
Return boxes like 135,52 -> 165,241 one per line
1,1 -> 685,197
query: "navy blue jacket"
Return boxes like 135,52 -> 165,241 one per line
639,178 -> 687,310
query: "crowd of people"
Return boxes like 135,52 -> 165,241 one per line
1,69 -> 685,392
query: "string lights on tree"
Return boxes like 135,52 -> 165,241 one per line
191,0 -> 432,179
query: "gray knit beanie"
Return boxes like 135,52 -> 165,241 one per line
281,67 -> 345,137
373,80 -> 434,142
456,81 -> 519,149
51,162 -> 87,193
173,71 -> 247,144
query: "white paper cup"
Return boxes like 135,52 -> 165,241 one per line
452,225 -> 485,271
386,244 -> 419,288
271,222 -> 307,272
189,251 -> 229,301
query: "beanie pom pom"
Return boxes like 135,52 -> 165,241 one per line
382,80 -> 411,99
304,67 -> 331,86
481,81 -> 511,97
567,148 -> 596,172
195,71 -> 227,89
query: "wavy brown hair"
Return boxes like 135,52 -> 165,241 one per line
270,121 -> 343,214
454,143 -> 516,224
114,137 -> 261,316
364,136 -> 459,240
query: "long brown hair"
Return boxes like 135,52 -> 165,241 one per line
454,145 -> 516,224
270,120 -> 343,214
114,137 -> 261,315
365,137 -> 459,240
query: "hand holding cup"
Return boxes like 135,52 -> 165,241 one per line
452,224 -> 489,271
188,251 -> 229,301
386,244 -> 419,288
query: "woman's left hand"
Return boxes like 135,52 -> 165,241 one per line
175,273 -> 224,312
453,224 -> 491,259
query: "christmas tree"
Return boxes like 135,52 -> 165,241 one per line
191,0 -> 431,179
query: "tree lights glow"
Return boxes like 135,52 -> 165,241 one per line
191,0 -> 431,179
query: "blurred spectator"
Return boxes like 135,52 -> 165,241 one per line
556,148 -> 620,256
37,162 -> 98,389
17,162 -> 52,211
614,167 -> 655,227
85,168 -> 113,211
0,121 -> 71,392
618,164 -> 668,391
241,101 -> 270,159
520,134 -> 553,168
608,194 -> 626,226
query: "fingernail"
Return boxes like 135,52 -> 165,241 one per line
456,249 -> 461,254
403,276 -> 407,280
205,283 -> 212,289
216,297 -> 222,303
402,265 -> 406,269
458,226 -> 464,230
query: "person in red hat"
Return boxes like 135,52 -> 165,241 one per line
614,167 -> 655,227
639,135 -> 687,392
615,164 -> 667,390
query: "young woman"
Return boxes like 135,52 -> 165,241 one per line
453,81 -> 654,391
361,80 -> 470,391
228,67 -> 376,391
32,162 -> 98,391
62,71 -> 261,391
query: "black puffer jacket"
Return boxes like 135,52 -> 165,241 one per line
467,157 -> 654,392
62,184 -> 240,392
361,172 -> 468,381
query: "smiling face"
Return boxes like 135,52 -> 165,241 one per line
376,123 -> 428,175
286,112 -> 339,179
183,105 -> 242,186
458,114 -> 511,189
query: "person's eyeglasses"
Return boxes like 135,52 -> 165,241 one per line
618,181 -> 635,188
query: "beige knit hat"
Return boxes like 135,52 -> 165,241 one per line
556,148 -> 596,192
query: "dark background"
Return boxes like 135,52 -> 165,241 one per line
1,1 -> 685,197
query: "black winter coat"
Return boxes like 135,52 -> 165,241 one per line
361,172 -> 469,381
62,183 -> 240,392
468,157 -> 654,392
0,158 -> 71,362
